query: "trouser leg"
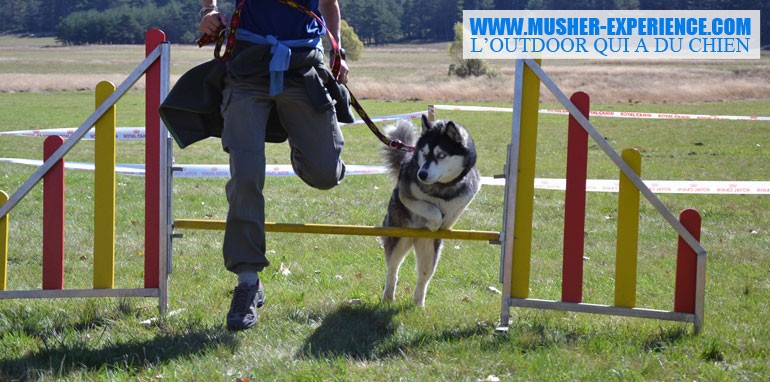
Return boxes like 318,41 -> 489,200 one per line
276,77 -> 346,190
219,75 -> 346,274
220,79 -> 271,274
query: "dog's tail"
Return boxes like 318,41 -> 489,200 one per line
380,119 -> 418,181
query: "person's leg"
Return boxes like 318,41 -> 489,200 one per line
220,77 -> 271,331
221,77 -> 272,274
275,77 -> 346,190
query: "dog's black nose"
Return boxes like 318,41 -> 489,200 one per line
418,171 -> 428,181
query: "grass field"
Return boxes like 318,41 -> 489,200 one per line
0,35 -> 769,381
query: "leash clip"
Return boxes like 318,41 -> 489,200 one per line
389,139 -> 415,152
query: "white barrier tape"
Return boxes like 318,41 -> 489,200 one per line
539,109 -> 770,122
343,111 -> 425,125
0,158 -> 386,178
3,106 -> 765,143
431,104 -> 770,122
0,111 -> 427,141
0,127 -> 146,140
0,158 -> 146,175
481,177 -> 770,194
432,105 -> 512,113
2,157 -> 765,194
171,164 -> 387,178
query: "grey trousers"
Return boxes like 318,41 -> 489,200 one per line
220,75 -> 345,274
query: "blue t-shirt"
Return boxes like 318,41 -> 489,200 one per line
239,0 -> 326,40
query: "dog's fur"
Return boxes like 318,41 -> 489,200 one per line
380,115 -> 480,307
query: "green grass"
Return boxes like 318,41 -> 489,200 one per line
1,41 -> 769,380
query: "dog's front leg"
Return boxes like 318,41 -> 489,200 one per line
399,187 -> 443,231
441,196 -> 475,229
413,238 -> 442,307
382,237 -> 413,303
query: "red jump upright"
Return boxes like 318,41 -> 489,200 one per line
561,92 -> 590,303
675,208 -> 702,313
144,29 -> 166,289
43,136 -> 65,290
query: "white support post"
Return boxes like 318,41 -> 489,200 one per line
157,41 -> 172,315
497,59 -> 526,332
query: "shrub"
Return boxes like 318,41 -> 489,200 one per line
322,19 -> 364,61
447,22 -> 498,78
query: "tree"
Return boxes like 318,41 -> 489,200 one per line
340,0 -> 403,45
5,0 -> 46,33
400,0 -> 427,40
322,20 -> 365,61
110,13 -> 144,44
425,0 -> 463,41
464,0 -> 496,10
401,0 -> 463,41
447,22 -> 497,77
496,0 -> 529,9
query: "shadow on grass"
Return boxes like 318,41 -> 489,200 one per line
487,318 -> 694,354
643,326 -> 690,353
298,303 -> 401,360
298,305 -> 698,361
298,302 -> 497,360
0,327 -> 238,380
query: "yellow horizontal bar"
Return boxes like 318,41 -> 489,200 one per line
174,219 -> 500,242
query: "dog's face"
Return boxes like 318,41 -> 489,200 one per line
415,115 -> 475,185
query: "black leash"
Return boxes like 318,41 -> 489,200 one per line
347,91 -> 415,152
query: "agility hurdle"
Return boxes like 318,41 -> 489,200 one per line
0,30 -> 705,332
174,220 -> 499,242
169,56 -> 705,335
0,30 -> 172,311
494,59 -> 706,333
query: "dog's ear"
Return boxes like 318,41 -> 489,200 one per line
421,114 -> 433,134
445,121 -> 465,145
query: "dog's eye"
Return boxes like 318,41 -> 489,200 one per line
437,153 -> 446,159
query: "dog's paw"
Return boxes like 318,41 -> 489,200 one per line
426,219 -> 442,232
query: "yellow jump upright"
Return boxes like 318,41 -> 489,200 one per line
93,81 -> 117,289
510,59 -> 542,299
1,191 -> 8,291
614,148 -> 642,307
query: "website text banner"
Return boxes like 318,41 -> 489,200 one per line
463,10 -> 760,60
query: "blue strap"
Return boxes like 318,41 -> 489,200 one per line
266,35 -> 290,96
236,29 -> 322,96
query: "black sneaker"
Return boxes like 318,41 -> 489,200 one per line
226,281 -> 266,331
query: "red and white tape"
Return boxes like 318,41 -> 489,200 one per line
430,104 -> 770,122
0,158 -> 385,178
1,157 -> 766,194
0,127 -> 147,140
3,105 -> 766,142
480,177 -> 770,194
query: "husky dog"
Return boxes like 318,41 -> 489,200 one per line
380,115 -> 480,307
